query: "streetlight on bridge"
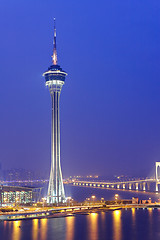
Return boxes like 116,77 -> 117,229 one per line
115,194 -> 119,204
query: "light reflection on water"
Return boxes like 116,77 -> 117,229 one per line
12,220 -> 21,240
132,208 -> 136,224
3,221 -> 6,229
88,213 -> 98,240
40,218 -> 47,240
65,216 -> 75,240
100,211 -> 106,233
32,219 -> 39,240
148,208 -> 153,239
148,208 -> 153,218
113,210 -> 122,240
131,208 -> 136,240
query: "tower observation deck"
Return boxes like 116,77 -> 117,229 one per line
43,19 -> 67,204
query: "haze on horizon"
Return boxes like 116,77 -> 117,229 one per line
0,0 -> 160,178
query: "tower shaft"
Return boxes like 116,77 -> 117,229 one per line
47,89 -> 65,203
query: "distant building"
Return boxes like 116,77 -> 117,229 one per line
0,186 -> 42,206
140,199 -> 152,204
3,168 -> 36,182
132,197 -> 139,204
2,168 -> 47,183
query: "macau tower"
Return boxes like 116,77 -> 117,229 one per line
43,19 -> 67,204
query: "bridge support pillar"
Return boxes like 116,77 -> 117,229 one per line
136,183 -> 138,190
117,185 -> 119,189
147,182 -> 150,191
129,184 -> 132,190
143,182 -> 146,191
155,162 -> 160,192
155,162 -> 160,180
123,184 -> 125,189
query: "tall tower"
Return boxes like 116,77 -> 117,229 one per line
43,19 -> 67,204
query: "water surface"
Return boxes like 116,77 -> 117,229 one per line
1,208 -> 160,240
1,185 -> 160,240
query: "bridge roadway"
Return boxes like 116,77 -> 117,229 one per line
71,178 -> 160,192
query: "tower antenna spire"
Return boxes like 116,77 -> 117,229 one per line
52,18 -> 57,65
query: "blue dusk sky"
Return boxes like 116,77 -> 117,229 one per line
0,0 -> 160,177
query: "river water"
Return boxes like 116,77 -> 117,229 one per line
1,185 -> 160,240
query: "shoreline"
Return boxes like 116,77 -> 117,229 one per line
0,203 -> 160,221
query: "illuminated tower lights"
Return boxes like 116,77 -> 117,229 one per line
43,19 -> 67,204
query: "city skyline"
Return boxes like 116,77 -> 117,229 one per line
0,0 -> 160,178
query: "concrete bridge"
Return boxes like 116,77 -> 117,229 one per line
71,162 -> 160,192
72,178 -> 157,192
